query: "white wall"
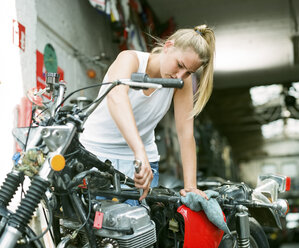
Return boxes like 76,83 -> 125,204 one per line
35,0 -> 118,100
0,0 -> 118,192
240,138 -> 299,187
0,0 -> 37,181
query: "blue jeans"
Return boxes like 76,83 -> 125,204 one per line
97,157 -> 159,206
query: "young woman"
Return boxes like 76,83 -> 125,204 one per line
80,24 -> 215,202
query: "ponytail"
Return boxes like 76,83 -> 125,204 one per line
151,24 -> 216,116
191,25 -> 215,116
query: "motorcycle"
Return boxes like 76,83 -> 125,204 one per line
0,72 -> 291,248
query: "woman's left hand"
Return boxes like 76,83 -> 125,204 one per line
180,188 -> 208,200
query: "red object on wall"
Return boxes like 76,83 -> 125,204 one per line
36,50 -> 64,97
17,97 -> 32,128
12,19 -> 26,51
15,97 -> 32,152
177,205 -> 224,248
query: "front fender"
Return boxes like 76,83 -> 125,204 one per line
250,190 -> 283,229
249,207 -> 282,229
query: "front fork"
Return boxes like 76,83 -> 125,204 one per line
0,170 -> 24,209
0,149 -> 55,247
0,175 -> 49,247
0,170 -> 25,236
236,205 -> 250,248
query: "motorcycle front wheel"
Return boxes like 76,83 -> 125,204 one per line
219,217 -> 270,248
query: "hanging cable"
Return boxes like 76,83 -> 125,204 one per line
54,82 -> 113,113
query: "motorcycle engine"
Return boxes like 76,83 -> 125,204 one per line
61,200 -> 156,248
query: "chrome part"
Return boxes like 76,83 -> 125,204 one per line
57,234 -> 72,248
41,123 -> 76,153
254,178 -> 279,202
0,225 -> 22,248
252,179 -> 288,228
119,79 -> 162,89
61,201 -> 156,248
236,205 -> 250,248
222,231 -> 259,248
46,72 -> 59,87
275,199 -> 289,216
96,201 -> 156,248
38,158 -> 53,180
237,205 -> 248,212
253,174 -> 290,221
45,73 -> 66,117
52,82 -> 67,116
257,174 -> 289,194
100,237 -> 119,248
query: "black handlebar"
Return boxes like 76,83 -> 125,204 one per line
131,73 -> 184,89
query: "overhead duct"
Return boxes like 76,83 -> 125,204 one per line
292,35 -> 299,65
289,0 -> 299,64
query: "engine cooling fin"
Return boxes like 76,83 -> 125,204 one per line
100,237 -> 119,248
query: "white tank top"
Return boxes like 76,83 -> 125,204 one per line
80,51 -> 174,161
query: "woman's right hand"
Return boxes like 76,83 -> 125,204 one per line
134,156 -> 153,201
105,51 -> 153,200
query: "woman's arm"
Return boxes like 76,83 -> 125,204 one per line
106,50 -> 153,200
173,76 -> 208,199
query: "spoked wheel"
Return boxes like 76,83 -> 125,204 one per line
219,217 -> 270,248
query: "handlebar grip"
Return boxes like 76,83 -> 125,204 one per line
131,73 -> 184,89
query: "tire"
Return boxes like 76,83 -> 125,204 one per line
219,217 -> 270,248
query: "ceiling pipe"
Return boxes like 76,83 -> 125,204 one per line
289,0 -> 299,64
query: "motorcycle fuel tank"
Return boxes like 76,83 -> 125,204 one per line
177,205 -> 224,248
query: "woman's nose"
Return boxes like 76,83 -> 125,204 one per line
176,69 -> 187,79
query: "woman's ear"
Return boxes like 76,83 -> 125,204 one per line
163,40 -> 175,52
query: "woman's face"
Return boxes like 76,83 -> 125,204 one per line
160,41 -> 202,80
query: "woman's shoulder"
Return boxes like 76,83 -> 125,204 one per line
115,50 -> 149,71
117,50 -> 149,60
114,50 -> 138,66
117,50 -> 137,59
108,50 -> 143,75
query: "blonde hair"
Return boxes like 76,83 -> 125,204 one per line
151,24 -> 215,116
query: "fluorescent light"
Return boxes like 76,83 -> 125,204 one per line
249,84 -> 282,107
214,27 -> 292,72
261,120 -> 284,139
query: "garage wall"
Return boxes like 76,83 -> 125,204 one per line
240,138 -> 299,187
0,0 -> 118,181
35,0 -> 118,100
0,1 -> 37,178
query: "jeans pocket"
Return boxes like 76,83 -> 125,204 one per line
150,161 -> 159,187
